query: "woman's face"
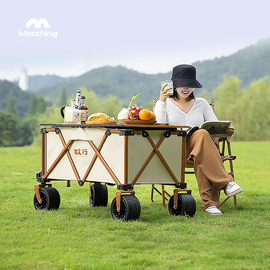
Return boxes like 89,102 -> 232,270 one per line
176,87 -> 195,100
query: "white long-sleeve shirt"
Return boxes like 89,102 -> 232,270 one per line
154,97 -> 218,127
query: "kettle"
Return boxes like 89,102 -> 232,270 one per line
60,99 -> 81,124
60,99 -> 74,119
60,105 -> 68,119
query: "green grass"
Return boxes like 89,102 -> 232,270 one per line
0,142 -> 269,269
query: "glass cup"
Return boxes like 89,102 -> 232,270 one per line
161,80 -> 173,94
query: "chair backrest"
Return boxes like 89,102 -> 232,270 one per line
209,99 -> 215,113
153,99 -> 156,109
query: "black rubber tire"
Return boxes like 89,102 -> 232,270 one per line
168,193 -> 196,217
33,187 -> 60,210
89,183 -> 108,207
111,195 -> 141,221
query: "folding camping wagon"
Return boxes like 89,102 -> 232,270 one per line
33,123 -> 196,221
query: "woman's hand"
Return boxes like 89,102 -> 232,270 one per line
159,83 -> 173,102
224,124 -> 234,136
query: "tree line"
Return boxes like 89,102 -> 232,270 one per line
0,77 -> 269,147
0,92 -> 47,146
213,76 -> 270,141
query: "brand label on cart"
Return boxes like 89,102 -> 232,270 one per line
73,148 -> 89,157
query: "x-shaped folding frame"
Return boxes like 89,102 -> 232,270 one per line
40,128 -> 121,187
37,126 -> 190,210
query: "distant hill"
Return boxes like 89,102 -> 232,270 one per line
29,75 -> 73,92
37,66 -> 168,106
194,37 -> 270,90
0,80 -> 31,117
35,37 -> 270,105
14,75 -> 73,92
3,36 -> 270,111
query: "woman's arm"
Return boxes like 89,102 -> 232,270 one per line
203,99 -> 218,122
202,99 -> 235,138
154,100 -> 167,123
224,125 -> 234,136
154,83 -> 172,123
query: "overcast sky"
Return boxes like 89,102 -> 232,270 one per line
1,0 -> 270,80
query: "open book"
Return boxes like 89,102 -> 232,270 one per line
188,121 -> 231,137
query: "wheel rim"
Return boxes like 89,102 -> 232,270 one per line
111,195 -> 141,221
112,199 -> 127,220
168,194 -> 185,216
173,198 -> 183,215
34,190 -> 48,210
34,187 -> 60,210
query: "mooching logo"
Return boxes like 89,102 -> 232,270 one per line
18,18 -> 57,38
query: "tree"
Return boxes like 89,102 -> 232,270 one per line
36,96 -> 47,114
213,76 -> 270,141
0,79 -> 31,117
79,87 -> 121,118
27,93 -> 37,115
6,91 -> 17,115
0,112 -> 18,146
59,87 -> 67,106
235,77 -> 270,140
214,76 -> 241,123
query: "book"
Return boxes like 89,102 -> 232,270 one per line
188,121 -> 231,137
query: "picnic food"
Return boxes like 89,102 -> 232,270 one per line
128,104 -> 142,120
117,92 -> 156,122
118,108 -> 129,120
139,109 -> 152,121
118,106 -> 156,122
150,111 -> 156,120
87,113 -> 115,122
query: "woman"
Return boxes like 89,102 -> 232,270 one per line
154,64 -> 243,215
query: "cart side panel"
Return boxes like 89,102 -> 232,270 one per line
84,131 -> 124,184
127,130 -> 183,184
45,127 -> 124,184
46,129 -> 92,181
45,129 -> 76,180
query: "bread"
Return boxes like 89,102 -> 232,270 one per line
87,113 -> 115,122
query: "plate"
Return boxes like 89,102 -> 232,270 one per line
86,121 -> 117,125
119,119 -> 157,125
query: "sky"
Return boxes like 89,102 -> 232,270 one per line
1,0 -> 270,81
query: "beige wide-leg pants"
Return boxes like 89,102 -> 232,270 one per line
186,129 -> 233,210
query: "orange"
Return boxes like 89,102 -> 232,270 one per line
150,111 -> 156,121
139,109 -> 152,120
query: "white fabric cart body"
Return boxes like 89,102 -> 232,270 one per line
34,124 -> 196,220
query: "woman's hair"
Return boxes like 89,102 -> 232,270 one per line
170,88 -> 195,101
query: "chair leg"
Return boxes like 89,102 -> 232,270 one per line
150,184 -> 155,202
151,184 -> 171,207
162,185 -> 171,207
219,194 -> 237,209
218,140 -> 238,208
233,195 -> 237,207
219,196 -> 230,208
151,184 -> 163,202
162,185 -> 166,207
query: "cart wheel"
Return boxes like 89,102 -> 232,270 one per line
89,183 -> 108,207
111,195 -> 141,221
33,187 -> 60,210
168,193 -> 196,217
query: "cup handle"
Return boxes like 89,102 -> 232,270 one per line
60,106 -> 66,118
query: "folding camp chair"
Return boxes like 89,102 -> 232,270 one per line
150,99 -> 237,208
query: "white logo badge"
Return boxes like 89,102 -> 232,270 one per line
18,18 -> 57,38
25,18 -> 51,29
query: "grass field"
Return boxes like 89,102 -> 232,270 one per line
0,142 -> 269,269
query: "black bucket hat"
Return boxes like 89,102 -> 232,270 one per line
171,64 -> 202,88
